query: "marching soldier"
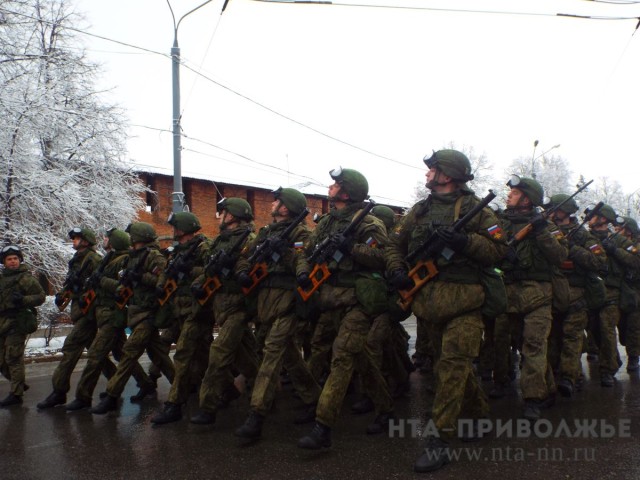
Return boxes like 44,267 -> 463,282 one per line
38,228 -> 102,409
297,168 -> 394,450
151,212 -> 213,424
385,150 -> 506,472
0,245 -> 46,407
91,222 -> 174,414
234,187 -> 322,439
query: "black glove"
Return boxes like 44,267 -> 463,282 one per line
530,213 -> 548,234
77,295 -> 87,309
389,269 -> 414,290
331,233 -> 354,254
297,272 -> 312,289
155,286 -> 166,299
11,291 -> 24,306
86,272 -> 100,289
54,293 -> 65,307
190,283 -> 207,300
268,237 -> 288,254
602,239 -> 617,255
435,226 -> 468,253
237,271 -> 253,288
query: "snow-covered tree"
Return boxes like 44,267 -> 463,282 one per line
0,0 -> 146,287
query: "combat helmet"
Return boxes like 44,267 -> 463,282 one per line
68,227 -> 97,246
273,187 -> 307,216
329,167 -> 369,202
423,149 -> 474,182
106,228 -> 131,251
597,204 -> 618,223
371,205 -> 396,230
126,222 -> 157,244
544,194 -> 578,215
506,175 -> 544,207
167,212 -> 202,234
217,197 -> 254,221
621,216 -> 640,236
0,245 -> 24,263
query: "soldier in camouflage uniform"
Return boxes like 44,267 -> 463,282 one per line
151,212 -> 213,424
491,176 -> 567,421
588,205 -> 640,387
38,227 -> 102,409
298,168 -> 394,450
544,195 -> 607,398
384,150 -> 506,472
0,245 -> 46,407
91,222 -> 175,414
189,198 -> 260,425
65,229 -> 149,410
234,187 -> 322,439
616,217 -> 640,373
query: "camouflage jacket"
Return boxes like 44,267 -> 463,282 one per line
0,264 -> 46,335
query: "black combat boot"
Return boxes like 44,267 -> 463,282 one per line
235,411 -> 265,439
37,390 -> 66,409
190,409 -> 216,425
130,383 -> 156,403
297,422 -> 332,449
627,355 -> 639,372
293,403 -> 317,425
366,411 -> 396,435
557,378 -> 573,397
65,397 -> 92,411
351,396 -> 374,414
522,399 -> 542,421
414,436 -> 450,472
90,394 -> 118,415
600,372 -> 614,387
0,393 -> 23,407
151,402 -> 182,424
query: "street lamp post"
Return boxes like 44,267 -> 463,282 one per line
169,0 -> 214,213
531,142 -> 560,179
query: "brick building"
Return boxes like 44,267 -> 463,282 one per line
135,170 -> 332,246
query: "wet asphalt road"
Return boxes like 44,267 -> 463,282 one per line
2,317 -> 640,480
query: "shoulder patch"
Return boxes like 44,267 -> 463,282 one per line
487,224 -> 503,239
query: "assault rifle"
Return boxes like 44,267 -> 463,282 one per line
560,202 -> 604,270
197,228 -> 252,306
116,249 -> 150,310
508,180 -> 593,246
56,258 -> 93,312
242,208 -> 310,295
397,191 -> 497,311
79,251 -> 114,315
297,200 -> 376,302
158,237 -> 204,306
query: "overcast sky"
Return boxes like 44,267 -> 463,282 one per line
80,0 -> 640,207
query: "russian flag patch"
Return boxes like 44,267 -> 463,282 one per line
488,224 -> 503,239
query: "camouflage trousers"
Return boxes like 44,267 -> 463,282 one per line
478,315 -> 496,376
414,315 -> 432,358
75,324 -> 148,402
495,281 -> 555,401
148,322 -> 181,381
106,320 -> 174,398
547,286 -> 588,386
426,311 -> 488,438
198,293 -> 259,413
52,315 -> 101,394
307,310 -> 340,382
595,288 -> 622,375
167,307 -> 214,405
0,332 -> 27,396
250,289 -> 321,416
315,303 -> 393,428
619,309 -> 640,358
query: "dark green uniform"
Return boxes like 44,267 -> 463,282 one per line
50,248 -> 102,395
237,218 -> 321,421
0,264 -> 45,398
386,190 -> 506,439
494,210 -> 567,404
548,220 -> 607,389
100,242 -> 174,400
308,203 -> 394,429
196,226 -> 259,415
73,248 -> 148,405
